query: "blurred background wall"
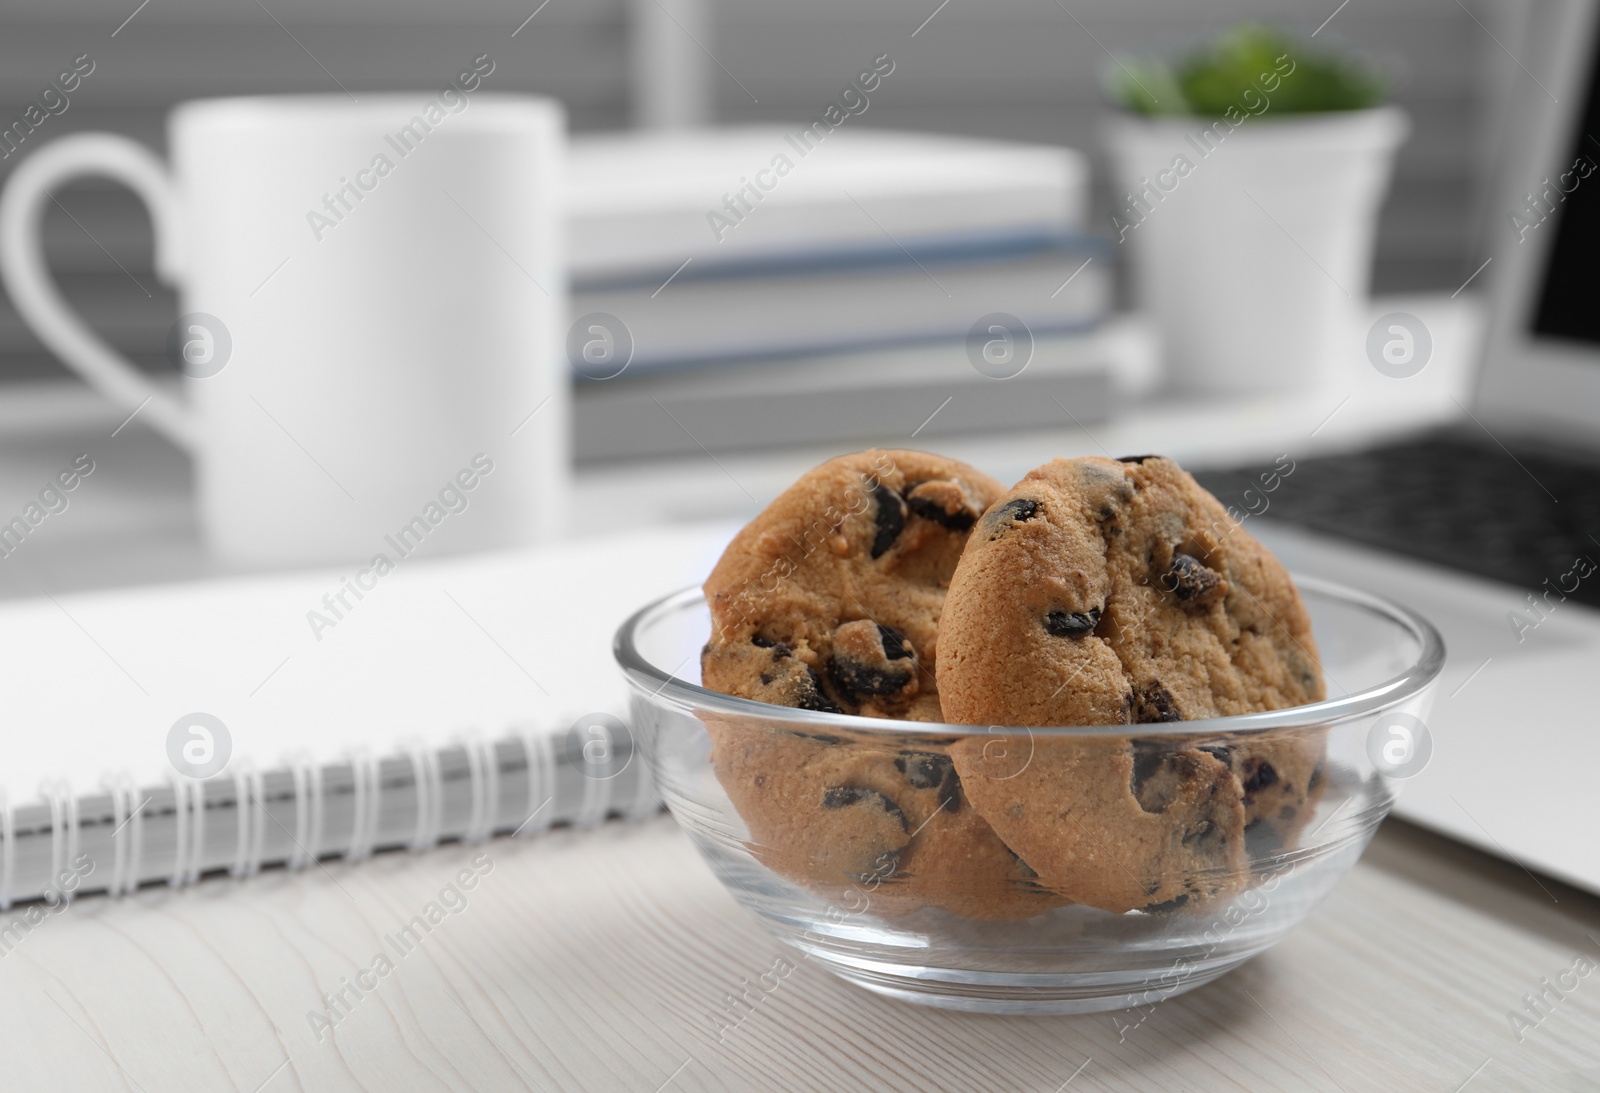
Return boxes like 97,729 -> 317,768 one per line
0,0 -> 1515,384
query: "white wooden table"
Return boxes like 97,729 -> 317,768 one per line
4,814 -> 1595,1092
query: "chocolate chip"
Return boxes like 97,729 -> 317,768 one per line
1198,744 -> 1233,765
1165,552 -> 1225,607
907,497 -> 973,530
751,634 -> 793,659
828,658 -> 913,701
796,665 -> 841,713
1143,893 -> 1189,913
821,786 -> 909,832
1129,740 -> 1202,813
1308,763 -> 1323,791
828,620 -> 917,703
877,623 -> 911,660
1242,760 -> 1279,796
870,483 -> 907,559
895,750 -> 962,815
904,480 -> 980,531
983,497 -> 1040,538
759,672 -> 773,685
1118,454 -> 1159,464
1044,607 -> 1101,637
1133,682 -> 1183,723
822,784 -> 868,807
894,751 -> 952,789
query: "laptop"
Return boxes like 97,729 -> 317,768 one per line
1197,0 -> 1600,895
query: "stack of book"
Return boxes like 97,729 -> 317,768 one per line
566,127 -> 1129,460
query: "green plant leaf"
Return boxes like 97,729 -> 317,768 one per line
1106,23 -> 1386,117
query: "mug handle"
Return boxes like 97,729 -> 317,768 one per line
0,133 -> 197,450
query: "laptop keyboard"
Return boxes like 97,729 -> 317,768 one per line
1193,432 -> 1600,610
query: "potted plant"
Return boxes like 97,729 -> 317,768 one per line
1103,25 -> 1404,393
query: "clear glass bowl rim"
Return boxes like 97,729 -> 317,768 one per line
613,573 -> 1446,738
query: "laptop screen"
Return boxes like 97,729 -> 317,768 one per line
1530,12 -> 1600,346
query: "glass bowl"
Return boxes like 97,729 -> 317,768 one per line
614,576 -> 1444,1015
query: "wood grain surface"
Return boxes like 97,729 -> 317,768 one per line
1,815 -> 1596,1093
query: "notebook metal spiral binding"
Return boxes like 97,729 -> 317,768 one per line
0,726 -> 659,909
345,750 -> 381,864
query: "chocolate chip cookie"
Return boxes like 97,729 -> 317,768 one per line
703,449 -> 1003,721
700,450 -> 1071,919
938,455 -> 1326,911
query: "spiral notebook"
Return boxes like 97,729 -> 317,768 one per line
0,521 -> 733,907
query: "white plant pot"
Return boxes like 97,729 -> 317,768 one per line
1104,106 -> 1409,393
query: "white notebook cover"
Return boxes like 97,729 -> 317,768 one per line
0,522 -> 734,798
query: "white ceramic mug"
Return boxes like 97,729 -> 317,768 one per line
0,89 -> 569,567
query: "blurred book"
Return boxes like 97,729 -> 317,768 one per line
572,317 -> 1156,461
573,240 -> 1106,372
568,126 -> 1088,284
